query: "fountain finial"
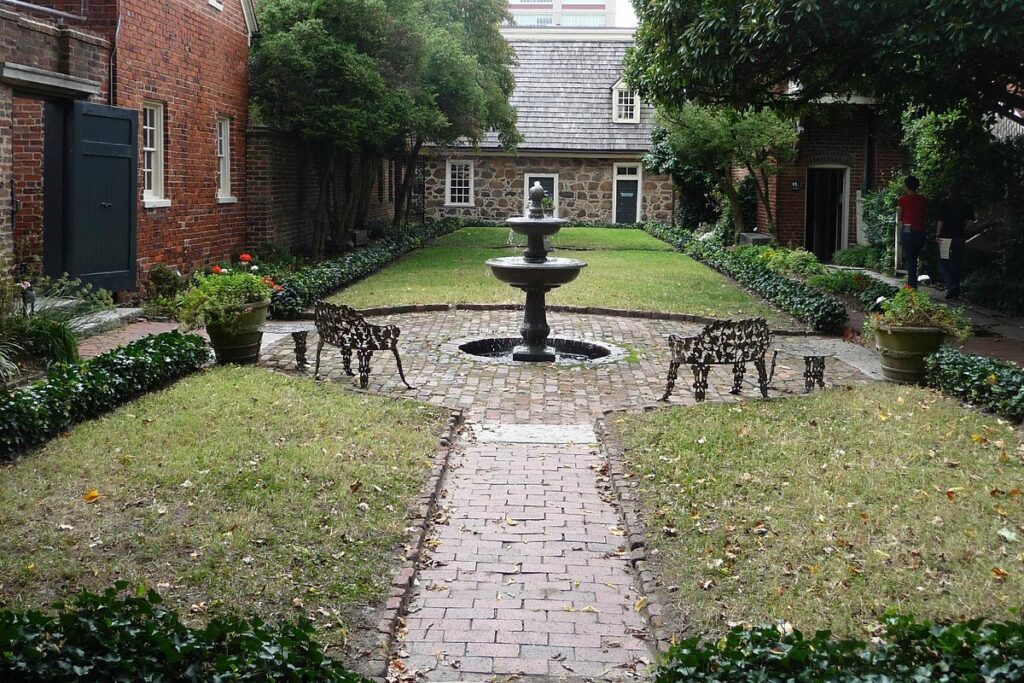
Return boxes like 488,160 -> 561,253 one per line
528,182 -> 547,220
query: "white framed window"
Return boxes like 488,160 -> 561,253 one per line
142,100 -> 169,208
208,0 -> 224,10
563,14 -> 608,27
516,14 -> 554,26
445,160 -> 474,207
216,116 -> 235,202
612,80 -> 640,124
612,163 -> 643,224
523,173 -> 559,216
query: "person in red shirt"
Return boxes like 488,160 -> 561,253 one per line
896,176 -> 928,288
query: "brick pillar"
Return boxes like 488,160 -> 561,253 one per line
0,86 -> 11,259
12,96 -> 45,273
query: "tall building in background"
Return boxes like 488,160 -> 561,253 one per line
509,0 -> 616,27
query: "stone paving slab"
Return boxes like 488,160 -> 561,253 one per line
400,440 -> 651,681
471,424 -> 597,445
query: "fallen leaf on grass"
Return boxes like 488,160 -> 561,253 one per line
634,596 -> 648,612
992,567 -> 1009,582
82,489 -> 100,503
998,528 -> 1020,544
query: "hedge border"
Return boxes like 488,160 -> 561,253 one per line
926,346 -> 1024,422
0,332 -> 210,458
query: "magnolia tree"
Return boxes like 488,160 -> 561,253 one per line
250,0 -> 519,257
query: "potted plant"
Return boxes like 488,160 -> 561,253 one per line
177,254 -> 280,364
865,286 -> 972,384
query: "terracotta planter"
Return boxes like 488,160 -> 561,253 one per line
206,300 -> 270,365
874,326 -> 947,384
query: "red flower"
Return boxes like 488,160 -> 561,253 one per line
212,265 -> 223,274
239,253 -> 253,264
273,285 -> 284,292
902,284 -> 914,290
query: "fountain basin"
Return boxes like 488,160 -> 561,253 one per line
486,256 -> 587,289
458,336 -> 627,364
506,216 -> 567,239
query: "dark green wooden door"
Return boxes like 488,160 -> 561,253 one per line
615,179 -> 639,224
67,101 -> 137,291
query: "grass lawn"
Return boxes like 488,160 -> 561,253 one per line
611,384 -> 1024,639
332,228 -> 786,324
433,226 -> 675,251
0,366 -> 445,653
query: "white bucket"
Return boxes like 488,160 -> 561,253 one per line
938,238 -> 952,260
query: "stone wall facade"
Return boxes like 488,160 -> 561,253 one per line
423,154 -> 674,224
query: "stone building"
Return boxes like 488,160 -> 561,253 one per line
423,29 -> 674,225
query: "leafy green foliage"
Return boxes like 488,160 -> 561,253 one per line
832,246 -> 886,269
738,246 -> 826,277
22,317 -> 79,366
806,270 -> 899,312
645,125 -> 721,229
271,221 -> 457,318
177,271 -> 273,332
926,347 -> 1024,422
645,224 -> 848,332
864,287 -> 972,342
0,582 -> 369,682
626,0 -> 1024,128
656,615 -> 1024,682
0,332 -> 209,458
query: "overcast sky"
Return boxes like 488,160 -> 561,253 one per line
616,0 -> 638,26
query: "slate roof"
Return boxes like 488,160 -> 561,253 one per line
472,39 -> 655,153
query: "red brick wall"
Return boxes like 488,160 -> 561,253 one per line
770,106 -> 903,250
12,97 -> 45,271
110,0 -> 251,274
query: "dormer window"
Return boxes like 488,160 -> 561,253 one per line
612,79 -> 640,124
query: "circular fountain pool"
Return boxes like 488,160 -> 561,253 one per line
458,337 -> 628,365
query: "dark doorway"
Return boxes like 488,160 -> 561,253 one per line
805,168 -> 846,262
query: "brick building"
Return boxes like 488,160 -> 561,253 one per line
755,104 -> 904,260
424,29 -> 674,225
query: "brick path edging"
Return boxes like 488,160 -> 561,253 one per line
295,303 -> 815,337
365,409 -> 464,679
596,409 -> 675,657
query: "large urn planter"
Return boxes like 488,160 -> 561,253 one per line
874,326 -> 947,384
206,300 -> 270,365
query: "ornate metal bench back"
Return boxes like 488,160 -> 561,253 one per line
314,302 -> 399,351
693,318 -> 771,364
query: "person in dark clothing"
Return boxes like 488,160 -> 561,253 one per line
896,176 -> 928,288
936,183 -> 975,299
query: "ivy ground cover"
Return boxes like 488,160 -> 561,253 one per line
0,366 -> 445,656
330,227 -> 789,325
611,384 -> 1024,639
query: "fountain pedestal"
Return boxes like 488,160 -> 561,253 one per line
485,182 -> 587,362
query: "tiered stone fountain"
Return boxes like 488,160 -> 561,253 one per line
457,182 -> 622,364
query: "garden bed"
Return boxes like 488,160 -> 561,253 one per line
610,383 -> 1024,640
0,366 -> 446,663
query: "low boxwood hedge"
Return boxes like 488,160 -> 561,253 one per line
656,615 -> 1024,682
270,221 -> 459,318
644,225 -> 848,333
0,332 -> 209,458
807,270 -> 900,311
926,346 -> 1024,422
0,582 -> 369,682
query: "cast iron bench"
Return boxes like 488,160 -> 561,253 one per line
313,301 -> 414,390
661,318 -> 774,402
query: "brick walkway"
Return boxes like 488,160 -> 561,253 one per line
78,320 -> 181,358
259,309 -> 877,681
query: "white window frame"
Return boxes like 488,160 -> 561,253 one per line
523,173 -> 559,216
445,159 -> 475,207
612,80 -> 641,124
208,0 -> 224,10
612,163 -> 643,224
142,100 -> 169,209
216,116 -> 236,203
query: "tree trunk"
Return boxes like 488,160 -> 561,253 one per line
354,155 -> 381,232
394,138 -> 423,227
746,162 -> 778,237
311,149 -> 337,260
714,168 -> 745,241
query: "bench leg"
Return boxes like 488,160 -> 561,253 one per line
754,358 -> 769,399
392,348 -> 414,390
691,364 -> 709,403
292,332 -> 308,370
314,339 -> 325,380
342,348 -> 354,377
731,362 -> 746,395
805,356 -> 826,392
357,349 -> 372,389
661,360 -> 680,401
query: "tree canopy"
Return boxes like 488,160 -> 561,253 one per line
625,0 -> 1024,126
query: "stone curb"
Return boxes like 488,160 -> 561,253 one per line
365,408 -> 464,679
594,409 -> 676,657
319,303 -> 812,336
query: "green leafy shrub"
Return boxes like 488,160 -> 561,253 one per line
740,246 -> 826,276
177,259 -> 275,333
0,332 -> 209,458
864,287 -> 972,342
23,317 -> 79,365
0,582 -> 369,682
832,245 -> 885,269
655,615 -> 1024,682
806,270 -> 900,311
926,347 -> 1024,422
645,225 -> 848,332
271,222 -> 458,318
141,264 -> 186,320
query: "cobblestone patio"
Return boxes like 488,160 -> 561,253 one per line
258,310 -> 879,681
